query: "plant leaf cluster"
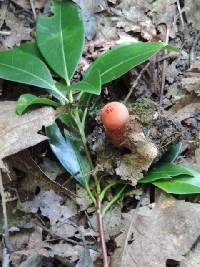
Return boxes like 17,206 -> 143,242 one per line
139,143 -> 200,194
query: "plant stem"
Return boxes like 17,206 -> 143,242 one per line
68,88 -> 73,103
103,185 -> 127,216
96,196 -> 109,267
73,108 -> 101,194
85,184 -> 96,206
72,105 -> 109,265
99,181 -> 118,201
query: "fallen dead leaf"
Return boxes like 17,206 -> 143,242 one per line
11,0 -> 47,10
22,190 -> 77,225
170,103 -> 200,122
180,243 -> 200,267
150,0 -> 177,38
111,193 -> 200,267
20,190 -> 78,238
2,10 -> 32,48
185,0 -> 200,30
90,204 -> 127,240
0,101 -> 55,166
169,94 -> 200,114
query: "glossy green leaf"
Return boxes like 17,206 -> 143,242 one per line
46,124 -> 90,187
16,93 -> 60,115
139,163 -> 194,183
160,143 -> 182,163
36,0 -> 84,82
84,42 -> 175,85
55,81 -> 68,104
58,113 -> 74,125
153,175 -> 200,194
17,42 -> 42,59
0,49 -> 67,102
69,69 -> 101,95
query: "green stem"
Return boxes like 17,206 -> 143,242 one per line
81,107 -> 88,127
85,179 -> 96,206
68,88 -> 73,103
72,108 -> 101,195
99,181 -> 118,201
54,85 -> 69,104
102,185 -> 127,216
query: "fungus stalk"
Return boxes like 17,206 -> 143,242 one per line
100,102 -> 129,146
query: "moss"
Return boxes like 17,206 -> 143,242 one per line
128,98 -> 156,125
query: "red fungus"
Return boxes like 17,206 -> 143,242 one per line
100,102 -> 129,146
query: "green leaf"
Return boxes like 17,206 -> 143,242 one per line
69,69 -> 101,95
153,175 -> 200,194
17,42 -> 42,59
139,163 -> 194,183
46,124 -> 90,187
36,0 -> 84,82
160,143 -> 182,163
16,93 -> 60,115
55,81 -> 68,104
84,42 -> 175,85
0,49 -> 67,102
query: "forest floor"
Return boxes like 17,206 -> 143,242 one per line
1,0 -> 200,266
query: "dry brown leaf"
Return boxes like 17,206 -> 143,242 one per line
180,243 -> 200,267
90,204 -> 126,240
111,194 -> 200,267
11,0 -> 31,10
182,77 -> 200,96
185,0 -> 200,30
182,60 -> 200,96
20,190 -> 77,238
22,190 -> 77,224
169,94 -> 200,114
2,10 -> 32,48
11,0 -> 47,11
170,103 -> 200,122
150,0 -> 177,38
0,101 -> 55,164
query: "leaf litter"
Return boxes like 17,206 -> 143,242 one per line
1,0 -> 200,266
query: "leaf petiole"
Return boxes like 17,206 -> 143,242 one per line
102,184 -> 127,216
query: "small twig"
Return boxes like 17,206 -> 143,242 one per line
29,0 -> 37,20
96,196 -> 109,267
124,61 -> 151,103
0,170 -> 12,267
159,26 -> 170,106
176,0 -> 184,29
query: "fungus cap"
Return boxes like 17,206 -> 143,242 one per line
100,102 -> 129,130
